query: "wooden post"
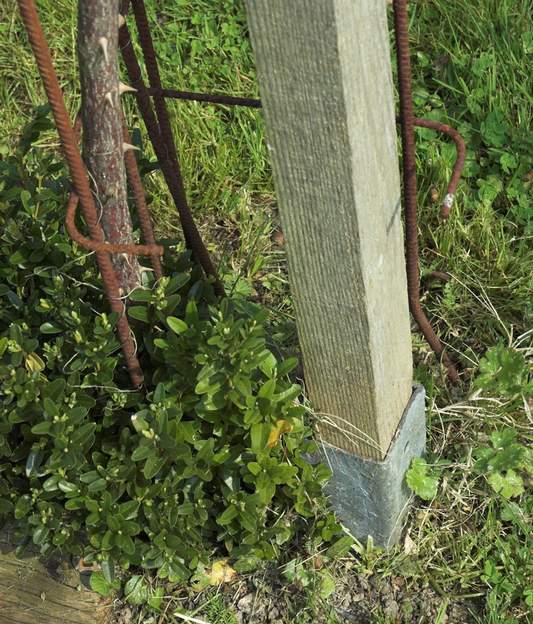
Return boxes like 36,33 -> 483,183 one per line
245,0 -> 425,544
245,0 -> 412,460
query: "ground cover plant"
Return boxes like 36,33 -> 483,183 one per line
0,0 -> 531,622
0,105 -> 347,590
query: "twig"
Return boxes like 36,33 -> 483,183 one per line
173,612 -> 211,624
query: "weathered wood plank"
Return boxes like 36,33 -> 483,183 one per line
0,531 -> 110,624
245,0 -> 413,459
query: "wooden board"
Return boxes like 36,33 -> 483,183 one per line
245,0 -> 413,460
0,531 -> 110,624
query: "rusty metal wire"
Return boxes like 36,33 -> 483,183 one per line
138,82 -> 466,226
411,117 -> 466,220
16,0 -> 147,387
123,88 -> 465,224
120,0 -> 224,297
17,0 -> 227,386
122,116 -> 164,280
123,86 -> 466,225
145,87 -> 262,109
121,86 -> 465,225
70,113 -> 163,272
393,0 -> 461,382
65,193 -> 164,259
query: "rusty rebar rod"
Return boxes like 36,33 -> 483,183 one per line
17,0 -> 145,387
120,0 -> 224,296
393,0 -> 459,382
145,87 -> 262,108
122,117 -> 164,280
411,117 -> 466,219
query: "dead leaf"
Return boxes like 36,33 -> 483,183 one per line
404,532 -> 418,555
271,229 -> 285,246
206,560 -> 236,585
313,555 -> 325,570
393,576 -> 406,589
267,419 -> 293,448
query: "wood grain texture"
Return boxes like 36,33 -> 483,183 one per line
0,531 -> 110,624
245,0 -> 413,459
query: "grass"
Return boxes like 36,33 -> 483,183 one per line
1,0 -> 531,622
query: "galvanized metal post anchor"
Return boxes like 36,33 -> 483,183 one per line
320,385 -> 426,548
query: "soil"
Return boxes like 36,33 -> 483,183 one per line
220,562 -> 478,624
111,560 -> 480,624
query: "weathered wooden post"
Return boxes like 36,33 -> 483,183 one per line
245,0 -> 426,546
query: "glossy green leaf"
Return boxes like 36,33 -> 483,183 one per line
40,322 -> 63,334
128,306 -> 150,322
31,421 -> 52,435
167,316 -> 188,335
143,455 -> 166,479
124,575 -> 149,606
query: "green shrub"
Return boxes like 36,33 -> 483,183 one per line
474,429 -> 532,500
0,109 -> 343,589
475,343 -> 532,401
